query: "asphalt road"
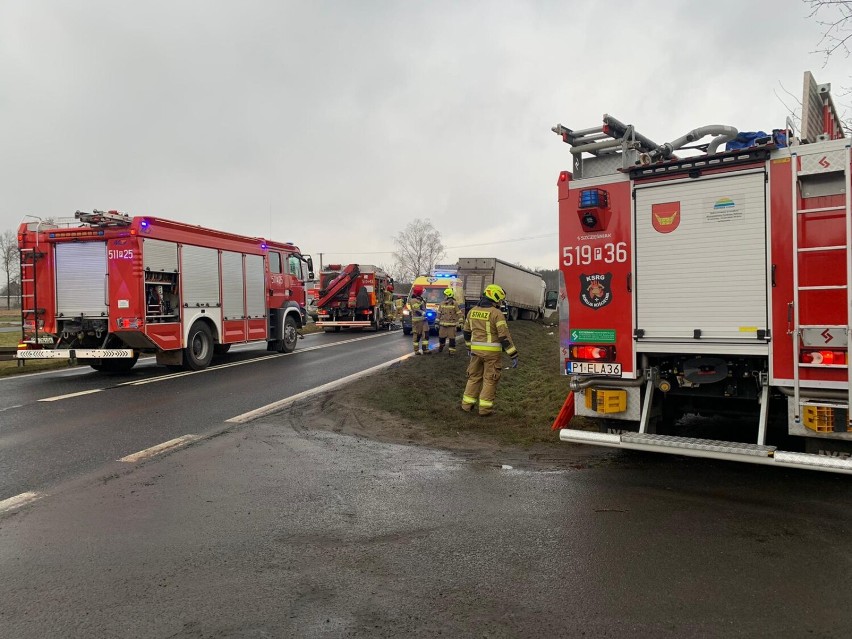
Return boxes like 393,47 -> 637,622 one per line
0,415 -> 850,638
0,328 -> 411,501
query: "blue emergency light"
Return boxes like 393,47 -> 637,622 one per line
579,189 -> 608,209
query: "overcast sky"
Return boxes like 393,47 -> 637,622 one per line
1,0 -> 849,272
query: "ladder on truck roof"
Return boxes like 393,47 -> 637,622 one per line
790,138 -> 852,428
316,264 -> 360,309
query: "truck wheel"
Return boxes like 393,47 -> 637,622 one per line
184,322 -> 214,370
508,306 -> 519,321
90,353 -> 139,373
280,315 -> 298,353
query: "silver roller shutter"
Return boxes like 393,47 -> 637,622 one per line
143,238 -> 178,273
245,254 -> 266,318
221,251 -> 245,320
181,245 -> 220,307
635,171 -> 768,341
55,242 -> 108,317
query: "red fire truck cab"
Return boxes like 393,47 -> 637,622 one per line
552,72 -> 852,474
17,211 -> 313,372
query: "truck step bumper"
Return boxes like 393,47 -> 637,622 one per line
559,429 -> 852,474
16,348 -> 134,360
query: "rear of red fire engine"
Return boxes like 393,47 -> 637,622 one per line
315,264 -> 393,332
17,210 -> 313,372
552,72 -> 852,474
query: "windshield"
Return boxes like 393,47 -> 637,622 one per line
418,288 -> 446,304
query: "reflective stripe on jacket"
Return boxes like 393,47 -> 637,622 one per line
409,296 -> 427,321
463,304 -> 517,356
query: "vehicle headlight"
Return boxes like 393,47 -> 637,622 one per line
402,309 -> 410,316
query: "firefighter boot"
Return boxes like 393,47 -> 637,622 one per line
438,337 -> 446,353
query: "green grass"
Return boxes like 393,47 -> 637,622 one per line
349,321 -> 572,446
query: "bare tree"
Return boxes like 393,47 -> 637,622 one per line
807,0 -> 852,61
805,0 -> 852,133
392,218 -> 446,282
0,230 -> 20,310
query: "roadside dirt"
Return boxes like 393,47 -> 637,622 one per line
281,384 -> 619,472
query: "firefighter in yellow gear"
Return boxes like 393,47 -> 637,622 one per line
437,287 -> 461,355
409,285 -> 430,354
382,283 -> 396,322
461,284 -> 518,416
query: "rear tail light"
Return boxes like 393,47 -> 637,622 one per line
801,350 -> 846,365
569,344 -> 616,361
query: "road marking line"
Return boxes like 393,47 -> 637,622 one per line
0,404 -> 23,413
227,352 -> 415,424
0,491 -> 44,514
121,332 -> 395,387
38,388 -> 104,402
119,434 -> 200,463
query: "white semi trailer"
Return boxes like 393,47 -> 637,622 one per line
457,257 -> 548,321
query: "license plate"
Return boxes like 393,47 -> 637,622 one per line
567,362 -> 622,376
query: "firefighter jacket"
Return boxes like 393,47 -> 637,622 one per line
438,299 -> 461,327
463,300 -> 517,357
409,295 -> 427,322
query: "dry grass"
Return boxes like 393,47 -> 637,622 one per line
347,320 -> 570,446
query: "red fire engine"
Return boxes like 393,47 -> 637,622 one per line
552,72 -> 852,474
16,211 -> 313,371
315,264 -> 394,331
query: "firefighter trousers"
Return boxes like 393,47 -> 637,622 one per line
412,319 -> 430,353
461,352 -> 501,415
438,326 -> 456,354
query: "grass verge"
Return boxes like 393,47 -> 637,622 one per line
346,320 -> 570,446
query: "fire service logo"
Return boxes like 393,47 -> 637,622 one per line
579,273 -> 612,310
652,201 -> 680,234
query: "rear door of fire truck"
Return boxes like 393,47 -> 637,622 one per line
634,170 -> 769,345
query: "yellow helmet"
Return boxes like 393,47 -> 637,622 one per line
443,287 -> 455,298
484,284 -> 506,303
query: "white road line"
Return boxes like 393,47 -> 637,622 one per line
38,388 -> 104,403
0,491 -> 44,514
0,404 -> 23,413
119,434 -> 200,463
227,352 -> 415,424
121,331 -> 395,387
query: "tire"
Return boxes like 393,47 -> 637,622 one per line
90,352 -> 139,373
508,306 -> 519,321
213,344 -> 231,356
280,315 -> 298,353
373,306 -> 382,332
183,321 -> 214,371
403,327 -> 412,336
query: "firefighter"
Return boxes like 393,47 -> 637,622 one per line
461,284 -> 518,416
409,285 -> 430,354
437,287 -> 461,355
382,283 -> 396,322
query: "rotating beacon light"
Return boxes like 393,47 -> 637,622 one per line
577,188 -> 610,232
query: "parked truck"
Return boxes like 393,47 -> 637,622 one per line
16,210 -> 314,371
315,264 -> 394,331
551,71 -> 852,474
457,257 -> 547,321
